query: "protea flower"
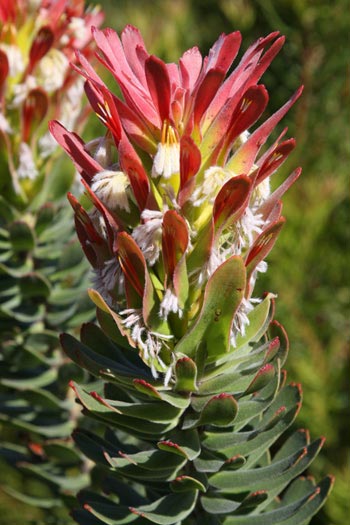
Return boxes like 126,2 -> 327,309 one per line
53,25 -> 332,524
0,0 -> 103,204
0,0 -> 104,514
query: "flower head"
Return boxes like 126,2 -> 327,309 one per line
51,26 -> 302,381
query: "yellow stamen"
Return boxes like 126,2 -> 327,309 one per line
152,120 -> 180,181
241,98 -> 252,112
96,100 -> 112,124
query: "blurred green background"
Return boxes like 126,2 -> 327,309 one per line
1,0 -> 348,522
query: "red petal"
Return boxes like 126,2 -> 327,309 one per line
67,192 -> 106,267
162,210 -> 189,281
192,68 -> 226,132
0,49 -> 9,93
145,55 -> 171,123
179,46 -> 203,91
178,135 -> 201,207
86,83 -> 123,145
217,85 -> 269,163
22,88 -> 48,142
213,175 -> 252,234
227,86 -> 303,174
117,232 -> 146,299
74,49 -> 106,87
255,138 -> 296,184
116,96 -> 158,153
49,120 -> 103,182
245,218 -> 285,281
44,0 -> 67,26
121,25 -> 149,87
118,137 -> 150,211
206,31 -> 242,74
258,167 -> 302,221
28,26 -> 54,74
81,179 -> 120,253
243,36 -> 285,88
230,85 -> 268,138
92,27 -> 160,127
205,33 -> 282,131
0,0 -> 16,23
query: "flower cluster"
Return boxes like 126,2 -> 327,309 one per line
51,25 -> 302,380
0,0 -> 103,202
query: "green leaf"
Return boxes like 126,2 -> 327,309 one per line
244,364 -> 276,395
194,451 -> 246,473
133,379 -> 162,399
0,486 -> 61,509
34,203 -> 55,235
89,392 -> 183,424
200,495 -> 241,514
43,442 -> 83,465
130,491 -> 198,524
208,438 -> 325,493
222,476 -> 334,525
175,256 -> 246,360
104,449 -> 186,481
77,499 -> 143,524
19,463 -> 89,492
60,333 -> 151,384
0,367 -> 57,389
171,475 -> 206,493
71,383 -> 177,438
202,402 -> 300,459
199,394 -> 238,427
9,220 -> 35,252
184,394 -> 238,429
174,356 -> 198,393
158,429 -> 201,460
222,294 -> 275,361
96,307 -> 135,351
80,323 -> 146,373
0,413 -> 73,437
19,272 -> 51,299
